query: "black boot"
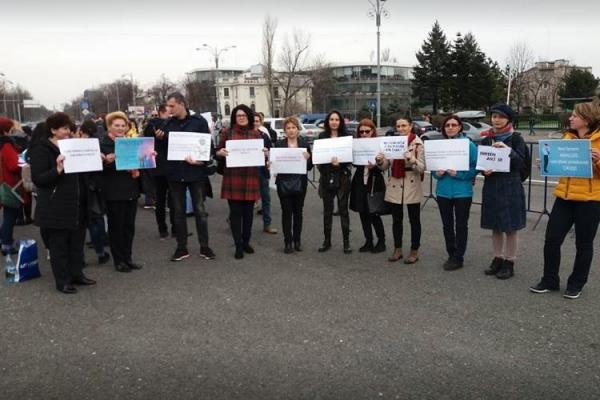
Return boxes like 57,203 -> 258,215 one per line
294,241 -> 303,252
372,239 -> 386,253
484,257 -> 504,275
284,243 -> 294,254
496,259 -> 515,280
318,240 -> 331,252
359,241 -> 373,253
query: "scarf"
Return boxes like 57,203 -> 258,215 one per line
482,123 -> 514,143
391,132 -> 417,179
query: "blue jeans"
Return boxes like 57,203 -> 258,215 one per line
259,173 -> 272,228
1,205 -> 19,248
88,214 -> 107,256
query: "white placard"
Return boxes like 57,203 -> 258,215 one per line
352,138 -> 381,166
167,131 -> 212,161
58,138 -> 103,174
226,139 -> 265,168
270,148 -> 307,174
379,135 -> 408,160
476,146 -> 511,172
312,136 -> 353,165
424,139 -> 470,171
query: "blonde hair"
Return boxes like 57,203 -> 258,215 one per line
105,111 -> 129,127
283,116 -> 300,131
573,102 -> 600,132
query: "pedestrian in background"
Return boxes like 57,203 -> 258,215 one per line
433,115 -> 477,270
349,118 -> 386,254
530,102 -> 600,299
100,111 -> 143,273
317,110 -> 353,254
254,112 -> 278,234
0,117 -> 22,256
480,102 -> 527,280
275,116 -> 312,254
378,117 -> 425,264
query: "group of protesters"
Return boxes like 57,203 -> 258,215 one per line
1,92 -> 598,299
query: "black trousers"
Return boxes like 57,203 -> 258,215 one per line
279,192 -> 306,245
322,188 -> 350,243
543,197 -> 600,290
154,175 -> 174,234
390,203 -> 421,250
42,227 -> 86,289
169,180 -> 209,250
437,196 -> 472,262
106,200 -> 137,266
228,200 -> 255,247
359,211 -> 384,243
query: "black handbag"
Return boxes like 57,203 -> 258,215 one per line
278,175 -> 303,196
367,178 -> 390,216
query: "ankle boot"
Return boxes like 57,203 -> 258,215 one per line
485,257 -> 504,275
404,249 -> 419,264
388,248 -> 403,262
294,241 -> 303,252
496,259 -> 515,280
359,241 -> 373,252
284,243 -> 294,254
318,240 -> 331,252
372,239 -> 386,253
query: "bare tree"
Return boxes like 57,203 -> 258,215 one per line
261,15 -> 278,117
149,74 -> 176,105
310,57 -> 335,113
180,74 -> 214,113
274,29 -> 313,116
507,41 -> 534,112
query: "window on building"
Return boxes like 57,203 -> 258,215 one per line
223,88 -> 230,98
251,103 -> 256,112
224,104 -> 231,116
249,87 -> 255,97
273,87 -> 280,99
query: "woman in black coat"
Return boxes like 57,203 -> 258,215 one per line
349,119 -> 386,253
101,112 -> 142,273
274,117 -> 313,253
29,112 -> 96,294
480,103 -> 528,280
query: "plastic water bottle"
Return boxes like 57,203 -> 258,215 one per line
5,254 -> 16,285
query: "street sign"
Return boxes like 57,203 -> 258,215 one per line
368,99 -> 377,110
23,100 -> 41,109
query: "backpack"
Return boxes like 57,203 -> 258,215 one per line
511,132 -> 531,182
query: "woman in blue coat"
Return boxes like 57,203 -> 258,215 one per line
433,115 -> 477,270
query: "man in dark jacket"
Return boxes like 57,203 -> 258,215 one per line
143,103 -> 174,238
163,92 -> 216,261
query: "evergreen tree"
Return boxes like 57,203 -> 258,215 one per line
558,69 -> 599,99
412,21 -> 450,114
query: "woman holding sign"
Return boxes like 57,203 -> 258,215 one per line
350,118 -> 386,254
216,104 -> 269,259
432,115 -> 478,270
30,112 -> 96,294
274,117 -> 313,254
317,110 -> 353,254
480,103 -> 528,280
378,117 -> 425,264
530,102 -> 600,299
100,111 -> 142,273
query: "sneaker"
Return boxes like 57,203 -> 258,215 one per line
263,226 -> 278,234
563,288 -> 582,299
200,246 -> 216,260
496,259 -> 514,280
529,281 -> 559,294
171,248 -> 190,262
443,257 -> 463,271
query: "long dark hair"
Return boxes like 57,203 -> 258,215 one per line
323,109 -> 347,137
440,115 -> 464,138
230,104 -> 255,130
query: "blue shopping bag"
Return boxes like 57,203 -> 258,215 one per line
15,239 -> 41,282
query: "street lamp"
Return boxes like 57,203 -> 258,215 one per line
122,73 -> 136,116
196,44 -> 236,118
368,0 -> 389,128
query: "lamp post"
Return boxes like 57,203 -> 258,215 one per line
196,44 -> 236,118
122,73 -> 136,117
368,0 -> 389,128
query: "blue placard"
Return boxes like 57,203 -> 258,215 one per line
539,139 -> 592,178
115,137 -> 156,170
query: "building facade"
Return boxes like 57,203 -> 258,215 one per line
323,62 -> 413,120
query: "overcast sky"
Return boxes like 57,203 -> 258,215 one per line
2,0 -> 598,110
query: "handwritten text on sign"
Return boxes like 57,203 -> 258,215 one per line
476,146 -> 511,172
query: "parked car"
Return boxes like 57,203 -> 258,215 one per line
420,121 -> 491,143
301,123 -> 322,143
263,117 -> 311,141
384,120 -> 436,137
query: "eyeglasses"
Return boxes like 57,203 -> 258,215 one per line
358,129 -> 372,134
445,123 -> 460,127
236,114 -> 247,118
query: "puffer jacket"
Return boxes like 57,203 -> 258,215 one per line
554,129 -> 600,201
381,135 -> 425,205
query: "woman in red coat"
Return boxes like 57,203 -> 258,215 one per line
0,117 -> 21,255
216,105 -> 268,259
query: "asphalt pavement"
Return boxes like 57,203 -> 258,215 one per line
1,175 -> 599,400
